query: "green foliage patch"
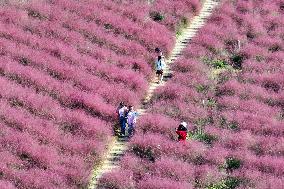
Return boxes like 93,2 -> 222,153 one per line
207,177 -> 241,189
150,11 -> 165,21
225,157 -> 242,171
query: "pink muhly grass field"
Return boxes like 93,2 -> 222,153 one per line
0,0 -> 200,188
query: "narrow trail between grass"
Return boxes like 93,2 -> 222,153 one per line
88,1 -> 220,188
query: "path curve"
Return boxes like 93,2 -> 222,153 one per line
88,1 -> 220,188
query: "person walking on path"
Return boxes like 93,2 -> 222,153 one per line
127,106 -> 138,137
176,122 -> 188,142
155,54 -> 166,84
115,102 -> 125,135
118,104 -> 128,136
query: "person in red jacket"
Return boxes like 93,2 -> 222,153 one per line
176,122 -> 188,142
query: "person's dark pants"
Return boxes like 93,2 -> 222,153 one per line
119,116 -> 126,135
128,123 -> 135,136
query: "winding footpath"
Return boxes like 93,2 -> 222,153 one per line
88,1 -> 220,188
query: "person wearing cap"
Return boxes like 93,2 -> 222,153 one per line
176,122 -> 188,142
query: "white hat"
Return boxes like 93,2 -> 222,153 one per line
180,121 -> 187,128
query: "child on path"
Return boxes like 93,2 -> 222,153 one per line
176,122 -> 188,142
127,106 -> 138,137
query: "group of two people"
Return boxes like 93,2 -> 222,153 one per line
117,102 -> 138,137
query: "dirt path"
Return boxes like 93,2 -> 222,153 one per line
88,1 -> 220,188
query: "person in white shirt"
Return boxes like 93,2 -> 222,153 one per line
127,106 -> 137,137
